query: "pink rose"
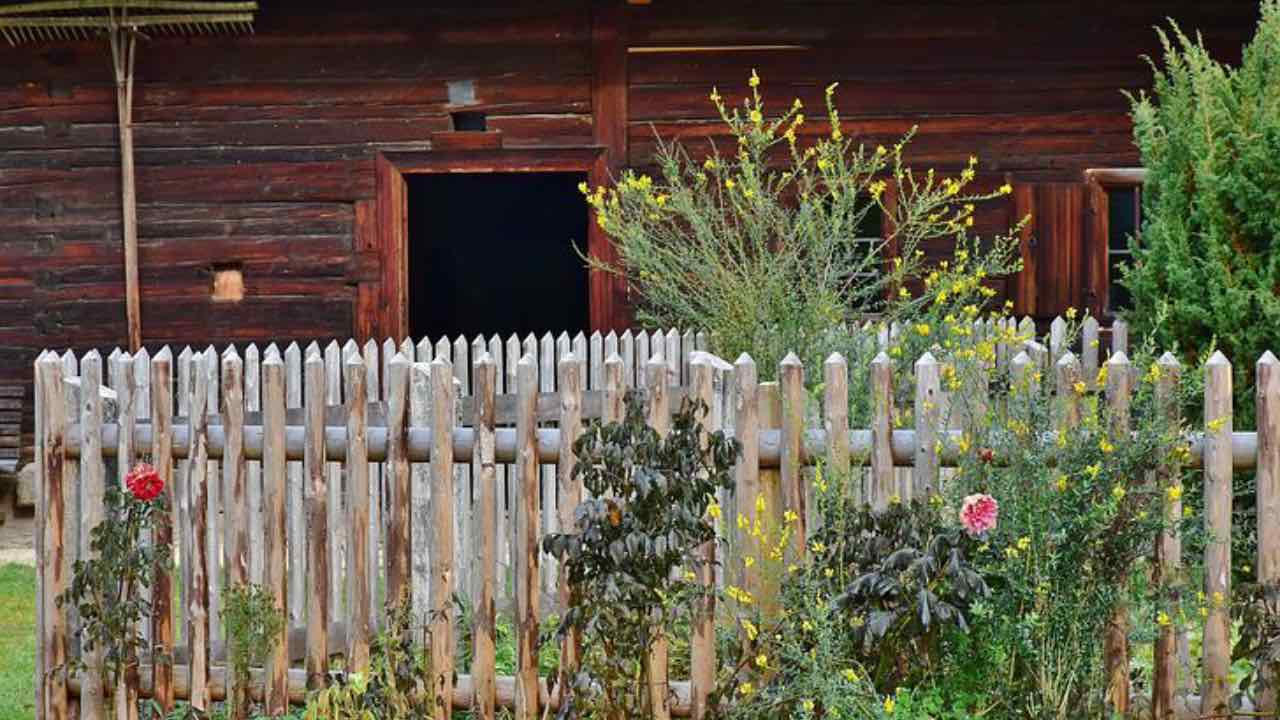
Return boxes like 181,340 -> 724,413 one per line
960,493 -> 998,535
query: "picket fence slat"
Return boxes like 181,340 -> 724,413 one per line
646,355 -> 672,720
430,357 -> 457,720
304,346 -> 329,690
514,354 -> 539,720
1153,352 -> 1183,719
472,354 -> 499,720
1202,352 -> 1233,716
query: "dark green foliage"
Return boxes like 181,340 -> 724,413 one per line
58,482 -> 170,697
543,392 -> 738,719
1122,0 -> 1280,427
220,583 -> 285,720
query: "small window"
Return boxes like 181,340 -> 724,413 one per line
1105,186 -> 1139,312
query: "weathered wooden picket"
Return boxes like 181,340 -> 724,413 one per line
32,319 -> 1280,720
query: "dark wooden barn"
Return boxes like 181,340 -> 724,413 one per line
0,0 -> 1262,466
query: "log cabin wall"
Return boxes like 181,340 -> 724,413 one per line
0,0 -> 1261,458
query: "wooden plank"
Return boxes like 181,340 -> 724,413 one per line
602,331 -> 617,387
149,348 -> 175,712
1055,353 -> 1082,430
429,357 -> 457,720
513,354 -> 539,720
824,353 -> 852,503
108,350 -> 139,719
186,354 -> 212,711
78,351 -> 105,719
1082,316 -> 1101,390
1202,351 -> 1232,717
1153,352 -> 1183,720
1259,351 -> 1280,713
245,344 -> 263,585
621,330 -> 635,389
645,355 -> 671,720
38,351 -> 68,720
261,349 -> 288,715
362,338 -> 381,627
284,342 -> 304,632
556,353 -> 582,686
538,333 -> 556,599
870,352 -> 894,510
604,353 -> 625,424
1103,351 -> 1131,716
665,329 -> 680,386
323,341 -> 343,627
1111,318 -> 1129,356
176,347 -> 193,643
487,335 -> 510,609
472,353 -> 498,720
410,358 -> 432,630
60,351 -> 80,686
688,355 -> 715,720
202,346 -> 222,646
344,352 -> 371,670
636,331 -> 650,388
303,345 -> 329,691
221,348 -> 248,587
914,352 -> 940,500
733,354 -> 759,595
778,353 -> 805,560
454,337 -> 473,607
385,353 -> 411,606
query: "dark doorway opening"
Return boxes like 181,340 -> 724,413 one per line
407,172 -> 590,340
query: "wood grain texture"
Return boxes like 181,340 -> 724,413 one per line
385,353 -> 411,607
472,354 -> 498,720
261,349 -> 289,715
1102,351 -> 1131,716
645,355 -> 672,720
870,352 -> 894,511
78,351 -> 106,719
344,354 -> 371,670
688,355 -> 716,720
187,354 -> 211,711
303,346 -> 329,690
1153,353 -> 1183,719
150,348 -> 175,713
430,357 -> 457,720
513,355 -> 539,720
37,354 -> 68,720
1202,352 -> 1232,717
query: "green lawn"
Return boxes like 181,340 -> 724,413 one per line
0,563 -> 36,720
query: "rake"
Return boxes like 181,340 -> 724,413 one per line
1,1 -> 258,352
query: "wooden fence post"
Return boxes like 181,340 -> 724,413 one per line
733,354 -> 759,596
1054,353 -> 1081,430
246,344 -> 263,586
689,354 -> 717,720
557,353 -> 583,695
824,353 -> 851,503
386,353 -> 411,606
410,357 -> 432,631
779,354 -> 805,560
1153,352 -> 1183,720
151,347 -> 175,713
324,340 -> 345,628
345,352 -> 371,670
914,352 -> 940,500
79,351 -> 106,720
514,354 -> 539,720
187,353 -> 211,711
1202,351 -> 1232,717
1258,351 -> 1280,713
645,355 -> 672,720
1103,351 -> 1132,716
109,351 -> 140,720
429,357 -> 456,720
870,352 -> 894,510
303,345 -> 329,691
262,348 -> 288,715
285,342 -> 304,635
1082,316 -> 1100,391
472,354 -> 498,720
37,353 -> 68,720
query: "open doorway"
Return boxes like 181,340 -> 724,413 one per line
407,172 -> 590,340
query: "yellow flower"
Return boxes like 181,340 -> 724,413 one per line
1096,366 -> 1108,386
1073,380 -> 1087,396
1017,536 -> 1032,551
831,128 -> 843,141
683,570 -> 697,582
999,183 -> 1013,195
801,620 -> 814,632
1207,416 -> 1228,433
742,619 -> 759,640
738,682 -> 753,696
788,564 -> 800,574
915,323 -> 931,337
842,668 -> 859,683
889,494 -> 902,505
1065,306 -> 1078,320
1005,547 -> 1020,559
703,158 -> 717,170
744,555 -> 755,568
1057,475 -> 1068,492
708,502 -> 722,520
784,510 -> 799,524
725,178 -> 736,189
899,287 -> 911,299
876,145 -> 887,155
749,69 -> 761,88
884,696 -> 896,714
824,567 -> 835,578
737,513 -> 749,530
755,653 -> 768,668
1100,438 -> 1115,454
811,541 -> 826,554
709,88 -> 722,103
817,158 -> 831,171
756,494 -> 767,515
1157,611 -> 1171,627
1085,463 -> 1102,479
802,699 -> 815,713
1112,484 -> 1126,501
749,109 -> 763,124
1167,485 -> 1183,502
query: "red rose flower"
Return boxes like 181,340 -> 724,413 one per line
125,463 -> 164,503
978,447 -> 995,464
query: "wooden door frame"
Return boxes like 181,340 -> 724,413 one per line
1083,168 -> 1146,320
359,147 -> 617,343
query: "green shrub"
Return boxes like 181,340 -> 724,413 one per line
220,583 -> 285,720
1122,0 -> 1280,427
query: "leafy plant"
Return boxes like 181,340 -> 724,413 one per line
583,72 -> 1021,379
303,595 -> 431,720
543,392 -> 737,719
220,583 -> 285,720
58,463 -> 170,713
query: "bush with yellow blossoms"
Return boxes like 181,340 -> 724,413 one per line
582,72 -> 1021,381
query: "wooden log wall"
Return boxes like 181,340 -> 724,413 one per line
0,0 -> 1261,457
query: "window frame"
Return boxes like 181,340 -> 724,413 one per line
1083,168 -> 1146,319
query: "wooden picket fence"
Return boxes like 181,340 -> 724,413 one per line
32,318 -> 1280,720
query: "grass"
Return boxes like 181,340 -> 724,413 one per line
0,563 -> 37,720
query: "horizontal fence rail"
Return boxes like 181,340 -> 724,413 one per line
35,318 -> 1277,720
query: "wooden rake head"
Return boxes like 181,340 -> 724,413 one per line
0,0 -> 257,46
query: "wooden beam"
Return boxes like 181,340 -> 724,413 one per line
590,0 -> 630,331
1083,167 -> 1147,187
